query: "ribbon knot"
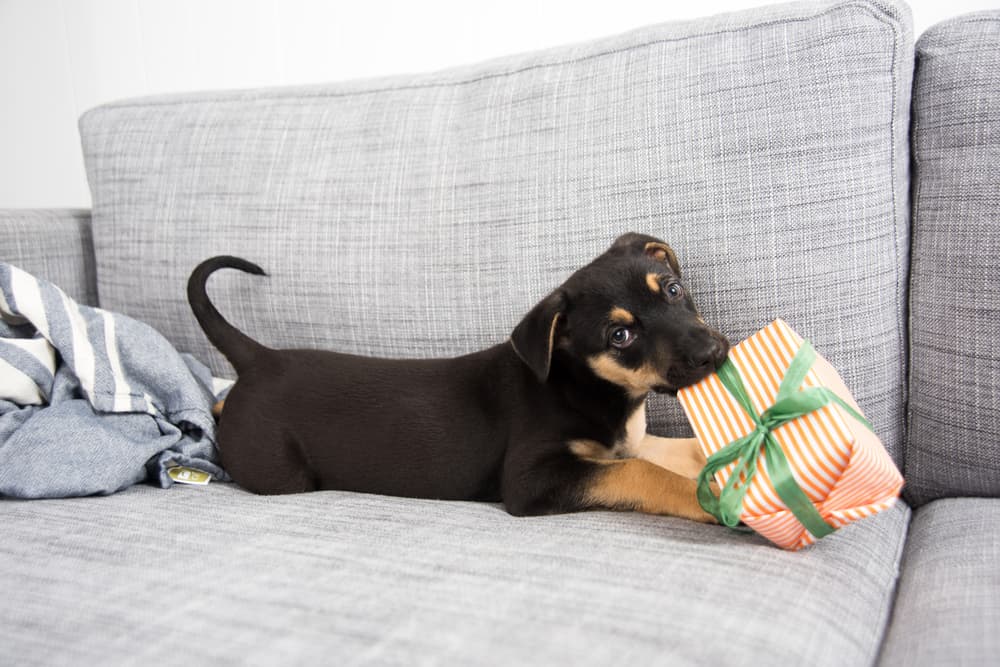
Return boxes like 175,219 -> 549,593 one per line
695,340 -> 873,538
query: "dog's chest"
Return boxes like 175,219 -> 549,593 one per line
567,400 -> 648,461
612,401 -> 647,458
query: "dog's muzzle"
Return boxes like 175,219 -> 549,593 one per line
689,335 -> 730,371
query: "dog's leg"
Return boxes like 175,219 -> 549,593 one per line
216,398 -> 318,495
503,451 -> 715,523
582,458 -> 715,522
630,435 -> 706,479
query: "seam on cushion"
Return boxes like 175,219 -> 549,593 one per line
923,15 -> 1000,33
946,16 -> 1000,23
907,39 -> 928,495
915,17 -> 1000,72
833,1 -> 909,471
876,1 -> 909,477
916,17 -> 1000,57
914,17 -> 1000,67
82,2 -> 906,114
905,161 -> 920,495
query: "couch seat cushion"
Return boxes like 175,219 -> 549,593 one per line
2,484 -> 908,665
878,498 -> 1000,665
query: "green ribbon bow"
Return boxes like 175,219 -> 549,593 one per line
695,340 -> 873,538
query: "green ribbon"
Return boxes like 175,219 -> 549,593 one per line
696,341 -> 873,538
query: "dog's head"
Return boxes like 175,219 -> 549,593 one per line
511,232 -> 729,397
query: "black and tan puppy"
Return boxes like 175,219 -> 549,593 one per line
188,233 -> 729,521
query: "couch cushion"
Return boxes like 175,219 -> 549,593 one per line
0,209 -> 97,306
906,12 -> 1000,506
79,0 -> 913,461
1,483 -> 908,665
878,498 -> 1000,666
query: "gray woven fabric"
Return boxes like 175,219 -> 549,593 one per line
906,13 -> 1000,506
0,209 -> 96,306
79,0 -> 913,463
879,498 -> 1000,666
0,483 -> 908,666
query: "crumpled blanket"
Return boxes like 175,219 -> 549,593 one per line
0,262 -> 229,498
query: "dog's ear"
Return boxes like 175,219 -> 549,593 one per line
610,233 -> 681,276
642,241 -> 681,276
510,291 -> 566,383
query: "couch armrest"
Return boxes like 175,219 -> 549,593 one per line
0,209 -> 97,306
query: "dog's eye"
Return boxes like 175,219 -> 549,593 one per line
666,283 -> 683,299
609,327 -> 636,349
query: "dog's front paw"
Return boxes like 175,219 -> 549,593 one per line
680,480 -> 719,524
688,480 -> 721,524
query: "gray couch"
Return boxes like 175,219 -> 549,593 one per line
1,1 -> 997,664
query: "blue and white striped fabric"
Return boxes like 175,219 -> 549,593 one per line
0,262 -> 228,498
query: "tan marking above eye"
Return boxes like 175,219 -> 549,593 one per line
609,307 -> 635,325
588,353 -> 663,398
646,273 -> 662,294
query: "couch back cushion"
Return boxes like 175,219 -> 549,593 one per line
79,0 -> 912,462
906,13 -> 1000,506
0,209 -> 97,306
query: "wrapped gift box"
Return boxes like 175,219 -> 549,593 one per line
677,319 -> 903,550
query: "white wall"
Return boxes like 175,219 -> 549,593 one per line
0,0 -> 995,209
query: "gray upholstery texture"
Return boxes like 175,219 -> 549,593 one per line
79,0 -> 913,463
0,209 -> 97,306
906,13 -> 1000,506
878,498 -> 1000,666
0,483 -> 909,666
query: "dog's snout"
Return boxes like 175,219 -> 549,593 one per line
711,336 -> 731,367
689,334 -> 730,370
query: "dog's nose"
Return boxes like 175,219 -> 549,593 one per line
689,337 -> 730,370
712,337 -> 731,367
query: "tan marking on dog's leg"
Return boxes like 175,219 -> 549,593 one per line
584,458 -> 715,523
569,439 -> 613,461
212,400 -> 225,418
609,307 -> 635,325
646,273 -> 661,294
630,435 -> 706,479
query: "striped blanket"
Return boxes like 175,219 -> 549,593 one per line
0,262 -> 228,498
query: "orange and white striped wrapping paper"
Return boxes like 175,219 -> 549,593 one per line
677,319 -> 903,550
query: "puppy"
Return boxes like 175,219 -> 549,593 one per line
188,233 -> 729,521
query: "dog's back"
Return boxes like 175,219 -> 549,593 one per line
189,258 -> 521,498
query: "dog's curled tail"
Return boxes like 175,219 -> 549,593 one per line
188,256 -> 269,373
